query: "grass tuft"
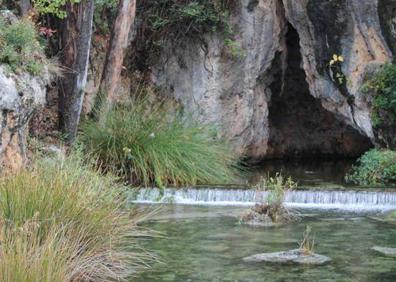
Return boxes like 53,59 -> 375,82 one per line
0,152 -> 154,281
299,225 -> 315,256
82,100 -> 238,187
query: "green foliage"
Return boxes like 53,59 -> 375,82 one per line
346,149 -> 396,186
81,99 -> 238,187
224,38 -> 245,59
93,0 -> 118,34
133,0 -> 238,68
0,18 -> 45,75
32,0 -> 80,18
362,64 -> 396,147
0,152 -> 153,281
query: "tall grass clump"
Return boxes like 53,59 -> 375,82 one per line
346,149 -> 396,186
0,152 -> 153,281
82,100 -> 237,187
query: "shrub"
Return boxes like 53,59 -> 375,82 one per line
346,149 -> 396,186
82,100 -> 238,187
132,0 -> 239,69
361,63 -> 396,148
0,18 -> 46,75
0,152 -> 153,281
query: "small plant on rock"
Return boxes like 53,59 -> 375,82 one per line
299,225 -> 315,255
240,173 -> 298,225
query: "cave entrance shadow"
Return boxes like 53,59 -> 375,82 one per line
265,23 -> 372,161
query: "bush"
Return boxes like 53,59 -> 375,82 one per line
346,149 -> 396,186
82,100 -> 238,187
0,17 -> 46,75
0,152 -> 153,281
132,0 -> 238,68
361,63 -> 396,148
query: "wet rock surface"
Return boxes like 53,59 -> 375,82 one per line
243,249 -> 331,265
372,246 -> 396,257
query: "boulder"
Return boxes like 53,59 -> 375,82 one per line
372,246 -> 396,257
243,249 -> 331,265
0,66 -> 48,169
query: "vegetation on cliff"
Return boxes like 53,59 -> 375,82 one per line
361,63 -> 396,149
0,16 -> 46,75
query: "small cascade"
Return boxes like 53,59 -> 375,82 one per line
131,188 -> 396,211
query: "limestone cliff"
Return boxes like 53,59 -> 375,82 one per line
141,0 -> 395,161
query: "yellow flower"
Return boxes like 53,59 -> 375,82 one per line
329,59 -> 335,65
333,54 -> 338,61
338,55 -> 344,62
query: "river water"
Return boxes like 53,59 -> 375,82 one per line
135,205 -> 396,281
133,159 -> 396,281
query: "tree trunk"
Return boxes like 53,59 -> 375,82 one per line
59,0 -> 95,143
95,0 -> 136,120
19,0 -> 31,15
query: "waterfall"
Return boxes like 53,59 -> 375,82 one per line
130,188 -> 396,211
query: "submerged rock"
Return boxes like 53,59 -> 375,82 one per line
372,246 -> 396,257
239,203 -> 297,227
239,207 -> 279,227
243,249 -> 331,265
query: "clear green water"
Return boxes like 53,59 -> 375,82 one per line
136,205 -> 396,282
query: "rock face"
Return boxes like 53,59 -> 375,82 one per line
0,67 -> 48,169
150,0 -> 394,161
243,249 -> 331,265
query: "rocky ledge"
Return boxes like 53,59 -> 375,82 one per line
243,249 -> 331,265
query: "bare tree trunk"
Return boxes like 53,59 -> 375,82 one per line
59,0 -> 95,143
95,0 -> 136,121
19,0 -> 31,15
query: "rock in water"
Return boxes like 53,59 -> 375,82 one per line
243,249 -> 331,265
372,246 -> 396,257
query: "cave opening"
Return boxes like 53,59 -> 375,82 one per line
265,24 -> 372,160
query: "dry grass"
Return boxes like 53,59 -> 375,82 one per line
0,151 -> 154,281
299,226 -> 315,255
